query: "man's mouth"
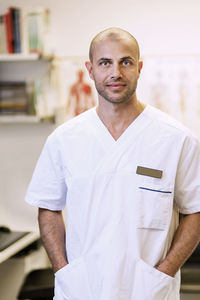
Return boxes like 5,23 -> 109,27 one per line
106,83 -> 126,90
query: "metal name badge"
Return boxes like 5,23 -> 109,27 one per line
136,166 -> 163,179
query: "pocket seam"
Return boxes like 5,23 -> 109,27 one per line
139,186 -> 172,194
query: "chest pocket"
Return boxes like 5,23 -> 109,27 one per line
136,184 -> 173,230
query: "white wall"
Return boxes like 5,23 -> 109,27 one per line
0,123 -> 55,231
1,0 -> 200,57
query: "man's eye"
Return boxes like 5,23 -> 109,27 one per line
122,61 -> 130,66
100,61 -> 109,66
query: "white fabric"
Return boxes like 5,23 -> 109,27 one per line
25,105 -> 200,300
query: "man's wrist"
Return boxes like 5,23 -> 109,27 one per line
53,260 -> 68,273
155,261 -> 176,278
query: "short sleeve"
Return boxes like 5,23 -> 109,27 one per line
175,134 -> 200,214
25,133 -> 67,211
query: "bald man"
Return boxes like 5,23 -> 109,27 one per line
25,28 -> 200,300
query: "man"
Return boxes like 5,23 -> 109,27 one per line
25,28 -> 200,300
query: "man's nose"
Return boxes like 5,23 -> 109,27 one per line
110,63 -> 122,80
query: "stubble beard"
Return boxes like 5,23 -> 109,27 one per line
95,81 -> 138,104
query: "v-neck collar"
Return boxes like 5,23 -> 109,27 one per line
90,105 -> 151,151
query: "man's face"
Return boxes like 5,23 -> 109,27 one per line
86,38 -> 143,104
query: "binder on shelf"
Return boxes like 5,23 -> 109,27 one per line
11,7 -> 21,53
5,9 -> 13,53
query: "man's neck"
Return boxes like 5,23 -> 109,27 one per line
96,98 -> 146,141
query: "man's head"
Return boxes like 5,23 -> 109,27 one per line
89,27 -> 140,62
85,27 -> 143,105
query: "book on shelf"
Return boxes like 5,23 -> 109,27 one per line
5,9 -> 13,53
0,81 -> 33,115
0,15 -> 8,54
26,7 -> 50,55
11,7 -> 21,53
0,6 -> 51,56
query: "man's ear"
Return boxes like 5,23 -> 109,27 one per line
85,61 -> 94,80
138,60 -> 143,74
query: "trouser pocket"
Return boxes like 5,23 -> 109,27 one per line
54,256 -> 92,300
132,258 -> 174,300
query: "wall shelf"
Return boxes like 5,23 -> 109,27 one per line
0,115 -> 40,123
0,53 -> 53,62
0,53 -> 39,62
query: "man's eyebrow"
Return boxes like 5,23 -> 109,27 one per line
97,56 -> 136,64
97,57 -> 112,63
120,56 -> 135,61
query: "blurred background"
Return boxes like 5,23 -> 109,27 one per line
0,0 -> 200,299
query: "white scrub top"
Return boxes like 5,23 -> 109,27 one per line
25,105 -> 200,300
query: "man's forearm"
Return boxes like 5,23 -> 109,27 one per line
157,212 -> 200,277
38,208 -> 68,273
